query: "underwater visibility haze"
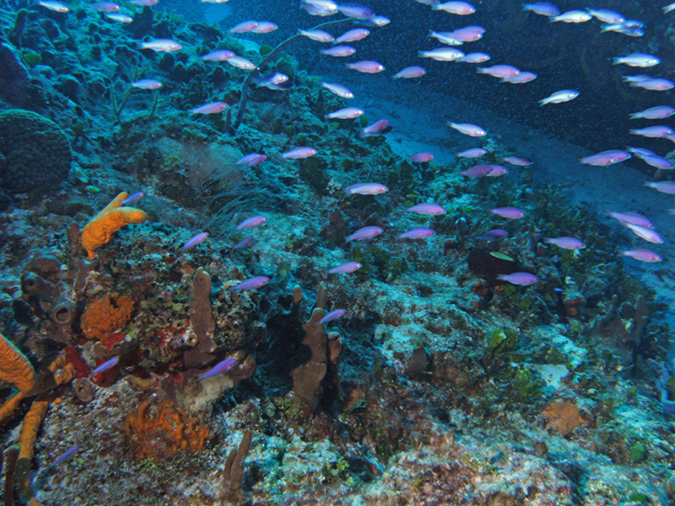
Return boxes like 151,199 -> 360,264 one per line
2,0 -> 675,504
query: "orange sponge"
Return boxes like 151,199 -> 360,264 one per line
0,333 -> 37,395
81,192 -> 147,258
80,293 -> 134,341
124,400 -> 212,461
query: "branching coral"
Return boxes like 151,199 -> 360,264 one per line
219,430 -> 252,504
124,400 -> 212,461
80,293 -> 134,341
80,192 -> 147,258
290,285 -> 343,412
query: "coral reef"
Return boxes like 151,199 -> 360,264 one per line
0,1 -> 672,504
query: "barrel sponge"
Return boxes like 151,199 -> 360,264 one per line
0,109 -> 71,193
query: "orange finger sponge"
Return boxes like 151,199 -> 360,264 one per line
81,192 -> 147,258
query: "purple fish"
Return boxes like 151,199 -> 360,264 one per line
54,445 -> 79,466
199,358 -> 237,380
282,147 -> 318,159
457,52 -> 491,63
234,237 -> 255,249
631,126 -> 674,138
231,276 -> 270,290
642,155 -> 673,170
327,261 -> 362,274
345,182 -> 388,195
322,82 -> 354,99
457,148 -> 487,158
581,150 -> 631,166
334,28 -> 370,44
346,60 -> 385,73
346,226 -> 383,242
131,79 -> 162,90
410,152 -> 434,162
320,46 -> 356,57
91,357 -> 119,376
247,154 -> 267,166
624,223 -> 663,244
487,165 -> 508,177
630,105 -> 675,120
478,65 -> 520,78
477,229 -> 508,241
627,146 -> 656,158
646,181 -> 675,194
621,249 -> 662,262
497,272 -> 538,286
236,215 -> 267,230
393,66 -> 426,79
398,227 -> 436,239
607,211 -> 654,229
502,156 -> 533,166
121,192 -> 144,205
362,119 -> 393,137
362,15 -> 389,26
237,153 -> 262,165
252,73 -> 289,89
230,20 -> 258,33
460,164 -> 494,178
319,309 -> 347,324
630,78 -> 674,91
448,122 -> 486,137
407,203 -> 447,216
522,2 -> 560,16
201,50 -> 235,61
501,72 -> 537,84
450,25 -> 485,42
189,102 -> 229,115
490,207 -> 525,219
338,3 -> 374,19
181,232 -> 209,251
544,237 -> 586,250
326,107 -> 364,119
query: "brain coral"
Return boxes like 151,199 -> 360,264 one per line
0,109 -> 71,193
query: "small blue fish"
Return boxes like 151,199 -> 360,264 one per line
121,192 -> 144,205
230,276 -> 270,290
234,237 -> 255,249
181,232 -> 209,251
54,445 -> 79,466
199,358 -> 237,380
91,357 -> 119,376
319,309 -> 346,324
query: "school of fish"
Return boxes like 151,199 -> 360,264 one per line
35,0 -> 674,295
